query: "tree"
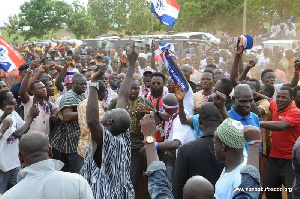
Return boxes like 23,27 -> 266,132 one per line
4,15 -> 19,38
66,1 -> 95,39
18,0 -> 69,39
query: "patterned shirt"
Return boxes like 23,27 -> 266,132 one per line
77,99 -> 105,158
50,90 -> 85,154
80,128 -> 134,199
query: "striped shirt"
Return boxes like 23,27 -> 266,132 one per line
80,128 -> 134,199
50,90 -> 86,154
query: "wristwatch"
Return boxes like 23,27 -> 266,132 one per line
89,82 -> 99,90
247,140 -> 261,145
144,136 -> 156,144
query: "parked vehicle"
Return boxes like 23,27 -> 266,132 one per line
170,32 -> 220,44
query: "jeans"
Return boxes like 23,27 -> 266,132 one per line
165,151 -> 176,185
60,152 -> 84,173
0,167 -> 21,194
145,161 -> 173,199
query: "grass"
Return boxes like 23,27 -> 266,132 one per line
0,27 -> 77,44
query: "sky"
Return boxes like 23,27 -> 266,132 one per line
0,0 -> 87,27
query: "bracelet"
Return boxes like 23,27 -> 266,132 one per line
247,140 -> 261,145
155,142 -> 159,150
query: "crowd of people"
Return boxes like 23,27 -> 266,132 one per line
0,33 -> 300,199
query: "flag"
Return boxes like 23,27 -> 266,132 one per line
156,41 -> 188,93
151,0 -> 180,29
0,36 -> 25,72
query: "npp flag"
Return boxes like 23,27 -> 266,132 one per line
0,36 -> 25,72
151,0 -> 180,29
156,41 -> 188,93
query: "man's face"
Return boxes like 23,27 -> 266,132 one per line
138,58 -> 146,67
85,71 -> 93,81
234,89 -> 253,117
166,80 -> 175,93
150,76 -> 164,97
213,52 -> 220,62
0,81 -> 7,92
206,56 -> 214,65
213,69 -> 224,82
117,74 -> 125,87
73,77 -> 87,94
200,72 -> 214,90
80,57 -> 86,66
143,73 -> 152,88
109,75 -> 118,88
295,90 -> 300,109
261,72 -> 275,85
276,90 -> 292,111
6,92 -> 16,106
182,67 -> 192,80
99,76 -> 109,87
45,81 -> 55,97
129,81 -> 140,99
32,82 -> 47,98
213,134 -> 224,162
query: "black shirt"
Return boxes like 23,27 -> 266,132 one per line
172,135 -> 223,199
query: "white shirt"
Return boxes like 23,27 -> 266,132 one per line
164,116 -> 196,155
257,57 -> 270,72
22,96 -> 58,135
183,86 -> 194,115
1,159 -> 93,199
215,162 -> 246,199
0,110 -> 24,172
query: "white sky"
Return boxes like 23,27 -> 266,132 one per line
0,0 -> 87,27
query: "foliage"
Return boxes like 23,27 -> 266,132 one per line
4,15 -> 19,38
66,1 -> 95,39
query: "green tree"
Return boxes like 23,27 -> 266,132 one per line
66,1 -> 95,39
18,0 -> 69,39
4,14 -> 19,38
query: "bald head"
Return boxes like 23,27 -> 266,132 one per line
234,84 -> 252,98
183,176 -> 214,199
162,93 -> 178,106
19,131 -> 51,166
182,64 -> 192,72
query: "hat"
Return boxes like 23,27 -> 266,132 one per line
104,56 -> 110,62
66,68 -> 80,75
59,47 -> 66,51
143,68 -> 153,75
18,64 -> 29,71
216,118 -> 245,149
64,75 -> 73,84
239,35 -> 253,50
138,53 -> 147,60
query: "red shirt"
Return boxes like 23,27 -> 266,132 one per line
269,100 -> 300,159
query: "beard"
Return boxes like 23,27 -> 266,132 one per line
151,88 -> 163,98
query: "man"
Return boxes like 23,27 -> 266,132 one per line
156,93 -> 196,183
108,72 -> 118,92
260,86 -> 300,199
140,69 -> 153,98
257,47 -> 271,72
51,73 -> 87,173
213,68 -> 225,82
194,70 -> 214,110
181,64 -> 196,93
0,90 -> 39,194
172,102 -> 222,199
213,78 -> 233,111
108,79 -> 153,198
292,136 -> 300,198
213,51 -> 227,72
293,86 -> 300,109
20,69 -> 58,135
1,131 -> 93,199
80,43 -> 138,199
77,80 -> 106,160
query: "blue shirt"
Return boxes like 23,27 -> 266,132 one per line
228,106 -> 261,152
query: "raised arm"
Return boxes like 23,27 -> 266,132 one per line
175,84 -> 193,126
19,69 -> 32,104
238,60 -> 256,82
212,91 -> 229,120
283,62 -> 300,87
230,46 -> 244,87
116,42 -> 138,109
86,64 -> 107,146
150,42 -> 158,72
55,59 -> 70,92
260,121 -> 290,131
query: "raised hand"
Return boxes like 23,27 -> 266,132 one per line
175,84 -> 185,101
91,63 -> 107,82
140,111 -> 157,137
28,104 -> 40,119
127,42 -> 138,65
212,91 -> 226,110
136,103 -> 153,114
247,60 -> 256,68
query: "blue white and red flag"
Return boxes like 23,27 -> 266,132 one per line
0,36 -> 25,72
151,0 -> 180,29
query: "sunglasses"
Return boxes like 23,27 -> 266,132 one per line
151,82 -> 161,86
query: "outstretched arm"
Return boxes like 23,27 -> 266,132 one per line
19,69 -> 32,104
116,42 -> 138,109
230,46 -> 244,87
175,84 -> 193,126
238,60 -> 256,82
55,59 -> 70,92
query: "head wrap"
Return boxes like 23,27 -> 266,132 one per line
64,75 -> 73,84
216,118 -> 245,149
108,72 -> 117,79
